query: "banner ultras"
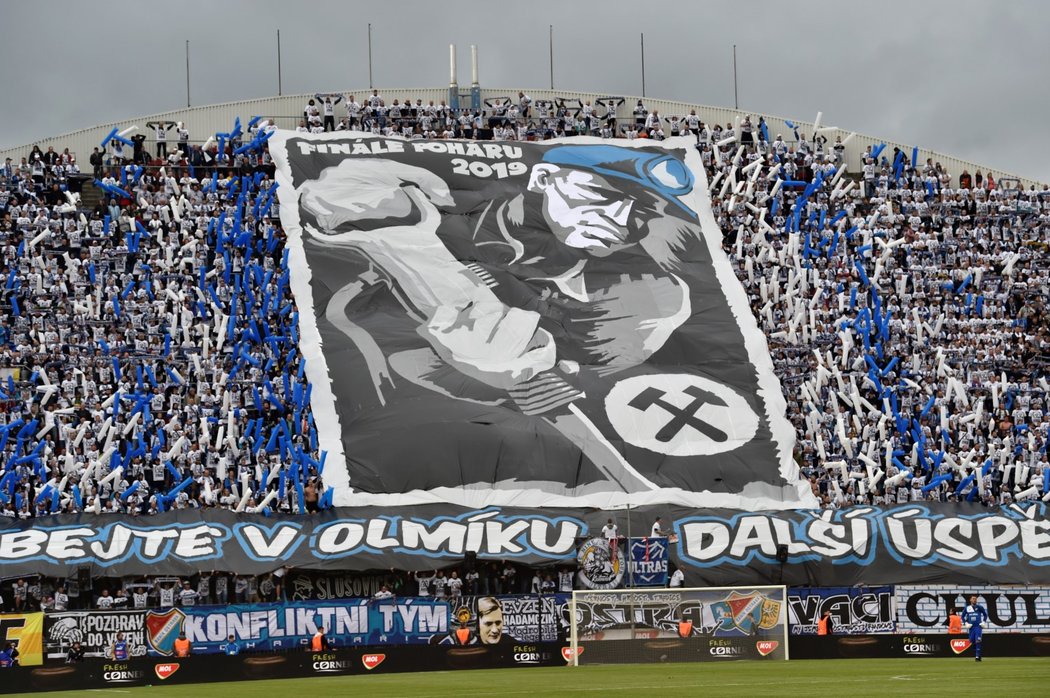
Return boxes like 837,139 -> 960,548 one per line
0,612 -> 43,666
3,503 -> 1050,586
269,132 -> 810,513
576,536 -> 670,589
44,611 -> 147,660
787,586 -> 895,635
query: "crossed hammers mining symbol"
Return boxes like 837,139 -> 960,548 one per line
628,385 -> 729,443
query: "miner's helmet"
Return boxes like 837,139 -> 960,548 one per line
540,144 -> 695,216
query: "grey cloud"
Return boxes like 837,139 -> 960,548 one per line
0,0 -> 1046,181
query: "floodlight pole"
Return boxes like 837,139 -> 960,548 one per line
185,40 -> 191,108
549,25 -> 554,90
368,24 -> 374,89
640,33 -> 646,97
733,44 -> 739,110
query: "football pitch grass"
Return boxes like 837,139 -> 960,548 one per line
13,657 -> 1050,698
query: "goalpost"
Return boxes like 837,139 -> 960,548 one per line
568,586 -> 789,665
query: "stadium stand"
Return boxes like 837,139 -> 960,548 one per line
706,124 -> 1050,509
0,117 -> 326,521
1,89 -> 1047,609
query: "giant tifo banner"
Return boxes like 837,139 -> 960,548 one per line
9,134 -> 1047,584
3,504 -> 1050,585
268,132 -> 809,512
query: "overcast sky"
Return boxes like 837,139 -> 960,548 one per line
2,0 -> 1047,181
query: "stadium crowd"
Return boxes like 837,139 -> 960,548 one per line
1,561 -> 575,613
702,120 -> 1049,509
0,118 -> 327,521
1,92 -> 1048,531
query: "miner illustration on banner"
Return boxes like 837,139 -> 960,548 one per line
293,139 -> 761,495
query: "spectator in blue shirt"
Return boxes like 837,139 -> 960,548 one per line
223,635 -> 240,656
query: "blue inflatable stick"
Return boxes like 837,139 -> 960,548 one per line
100,127 -> 120,148
854,260 -> 870,287
121,481 -> 141,502
166,476 -> 193,500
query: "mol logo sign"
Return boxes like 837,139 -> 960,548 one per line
561,646 -> 584,663
361,653 -> 386,670
756,640 -> 779,657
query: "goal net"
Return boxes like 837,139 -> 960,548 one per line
568,586 -> 788,665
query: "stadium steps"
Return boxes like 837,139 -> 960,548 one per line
79,180 -> 105,209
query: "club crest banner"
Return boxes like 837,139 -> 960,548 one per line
269,132 -> 809,511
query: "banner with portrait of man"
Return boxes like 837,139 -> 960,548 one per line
270,133 -> 811,511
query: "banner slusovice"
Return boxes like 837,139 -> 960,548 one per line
0,612 -> 43,666
269,133 -> 808,512
2,503 -> 1050,586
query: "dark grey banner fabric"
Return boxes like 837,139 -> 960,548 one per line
269,133 -> 808,511
3,503 -> 1049,586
